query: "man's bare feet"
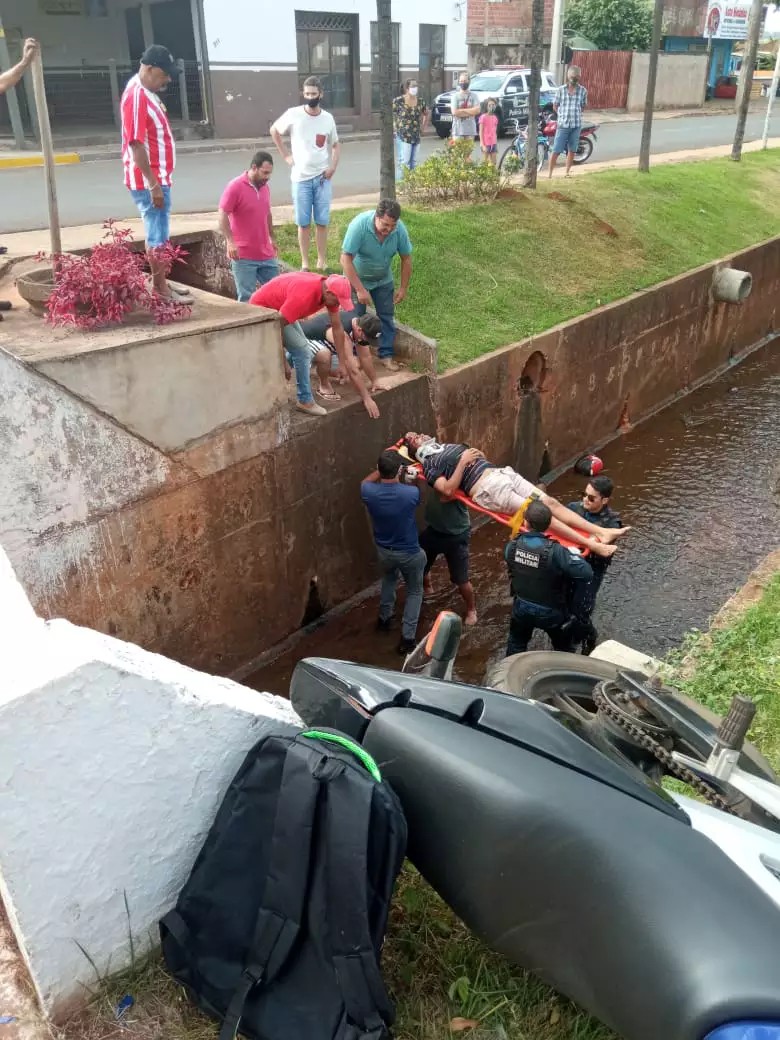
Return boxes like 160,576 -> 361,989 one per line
600,526 -> 632,544
591,541 -> 617,559
465,609 -> 478,626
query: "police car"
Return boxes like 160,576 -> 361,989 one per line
431,66 -> 559,139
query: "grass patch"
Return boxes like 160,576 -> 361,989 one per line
62,573 -> 780,1040
275,149 -> 780,369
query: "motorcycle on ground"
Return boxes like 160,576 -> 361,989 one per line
499,108 -> 599,171
290,611 -> 780,1040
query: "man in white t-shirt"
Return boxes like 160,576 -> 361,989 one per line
271,76 -> 340,273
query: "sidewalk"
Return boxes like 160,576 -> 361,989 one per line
0,99 -> 765,169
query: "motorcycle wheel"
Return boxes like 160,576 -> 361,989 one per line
435,124 -> 450,139
573,136 -> 593,164
487,651 -> 777,784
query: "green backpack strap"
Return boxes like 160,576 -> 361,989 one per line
300,729 -> 383,783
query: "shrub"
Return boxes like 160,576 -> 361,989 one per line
399,139 -> 509,205
38,220 -> 191,330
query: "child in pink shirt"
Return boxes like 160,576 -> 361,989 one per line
479,98 -> 499,166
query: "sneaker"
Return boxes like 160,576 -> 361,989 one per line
397,637 -> 417,655
376,616 -> 393,632
296,401 -> 327,417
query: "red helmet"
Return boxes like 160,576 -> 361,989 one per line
574,454 -> 604,477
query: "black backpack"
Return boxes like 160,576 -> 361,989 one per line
160,728 -> 407,1040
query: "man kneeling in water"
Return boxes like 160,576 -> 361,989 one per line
403,433 -> 629,558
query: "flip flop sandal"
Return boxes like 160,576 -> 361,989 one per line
316,389 -> 341,401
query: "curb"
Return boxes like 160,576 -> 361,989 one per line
0,152 -> 81,169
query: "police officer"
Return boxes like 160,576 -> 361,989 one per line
504,500 -> 593,657
566,475 -> 621,655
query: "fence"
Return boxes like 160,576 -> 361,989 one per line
0,60 -> 204,137
572,50 -> 634,110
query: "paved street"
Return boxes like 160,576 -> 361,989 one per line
2,110 -> 779,233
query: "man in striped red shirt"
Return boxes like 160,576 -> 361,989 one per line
121,45 -> 189,300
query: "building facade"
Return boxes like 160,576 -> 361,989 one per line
203,0 -> 468,137
466,0 -> 555,71
662,0 -> 745,90
0,0 -> 467,142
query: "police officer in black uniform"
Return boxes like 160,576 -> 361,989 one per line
504,500 -> 593,657
566,475 -> 622,655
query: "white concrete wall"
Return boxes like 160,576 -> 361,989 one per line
1,0 -> 137,67
627,52 -> 707,111
0,544 -> 300,1017
203,0 -> 467,72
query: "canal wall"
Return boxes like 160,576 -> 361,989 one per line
0,236 -> 777,675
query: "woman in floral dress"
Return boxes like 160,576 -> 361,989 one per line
393,79 -> 428,179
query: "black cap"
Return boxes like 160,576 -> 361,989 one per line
140,44 -> 175,77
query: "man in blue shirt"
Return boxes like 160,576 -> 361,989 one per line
504,500 -> 593,657
340,199 -> 413,373
361,451 -> 426,654
566,475 -> 622,655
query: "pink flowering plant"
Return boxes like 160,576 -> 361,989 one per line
37,220 -> 191,329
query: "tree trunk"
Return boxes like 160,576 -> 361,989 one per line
732,0 -> 763,161
638,0 -> 664,172
376,0 -> 396,200
523,0 -> 545,188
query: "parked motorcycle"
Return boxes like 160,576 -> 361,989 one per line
290,612 -> 780,1040
499,111 -> 599,171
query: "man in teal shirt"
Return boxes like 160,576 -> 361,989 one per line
340,199 -> 413,372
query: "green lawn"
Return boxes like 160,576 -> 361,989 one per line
275,149 -> 780,369
65,572 -> 780,1040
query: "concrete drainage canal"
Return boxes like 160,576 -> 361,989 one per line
246,340 -> 780,695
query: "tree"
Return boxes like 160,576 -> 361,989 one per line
565,0 -> 653,51
638,0 -> 664,172
524,0 -> 545,188
376,0 -> 395,200
732,0 -> 763,161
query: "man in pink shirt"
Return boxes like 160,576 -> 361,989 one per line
218,151 -> 280,302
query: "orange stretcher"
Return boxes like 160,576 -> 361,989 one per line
390,440 -> 588,554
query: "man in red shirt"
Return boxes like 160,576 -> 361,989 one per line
218,151 -> 279,302
251,273 -> 380,419
120,45 -> 189,301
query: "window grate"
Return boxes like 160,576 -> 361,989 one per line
295,10 -> 354,32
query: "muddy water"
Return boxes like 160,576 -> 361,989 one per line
247,343 -> 780,696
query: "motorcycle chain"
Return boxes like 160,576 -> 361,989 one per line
591,682 -> 735,815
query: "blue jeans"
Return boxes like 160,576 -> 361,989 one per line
231,258 -> 280,302
355,280 -> 396,358
281,320 -> 314,405
129,185 -> 171,248
292,174 -> 332,227
377,546 -> 427,641
396,138 -> 420,180
553,125 -> 581,155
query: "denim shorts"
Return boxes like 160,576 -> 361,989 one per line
553,125 -> 581,155
129,185 -> 172,248
292,174 -> 332,227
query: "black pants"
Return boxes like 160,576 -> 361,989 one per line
568,571 -> 606,653
506,602 -> 572,657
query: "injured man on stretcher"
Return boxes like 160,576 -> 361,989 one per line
403,433 -> 630,558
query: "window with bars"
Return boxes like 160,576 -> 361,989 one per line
418,24 -> 446,105
370,21 -> 400,111
295,10 -> 356,109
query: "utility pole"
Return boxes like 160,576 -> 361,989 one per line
376,0 -> 395,200
761,44 -> 780,148
638,0 -> 664,172
524,0 -> 544,188
549,0 -> 566,84
732,0 -> 764,160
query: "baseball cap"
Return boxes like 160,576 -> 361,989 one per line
140,44 -> 175,77
324,274 -> 354,312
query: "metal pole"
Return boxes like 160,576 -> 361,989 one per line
0,16 -> 27,150
30,52 -> 62,259
549,0 -> 566,84
108,58 -> 121,128
177,58 -> 189,122
761,45 -> 780,148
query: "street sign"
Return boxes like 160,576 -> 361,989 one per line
703,0 -> 750,39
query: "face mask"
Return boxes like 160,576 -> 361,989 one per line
409,86 -> 418,96
487,105 -> 495,113
304,95 -> 320,109
459,82 -> 469,91
569,78 -> 579,85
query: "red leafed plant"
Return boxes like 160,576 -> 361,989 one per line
37,220 -> 191,329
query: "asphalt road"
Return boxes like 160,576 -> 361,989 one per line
2,110 -> 778,233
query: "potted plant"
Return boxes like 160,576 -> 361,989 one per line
17,220 -> 191,328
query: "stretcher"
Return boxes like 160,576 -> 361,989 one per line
389,441 -> 587,553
